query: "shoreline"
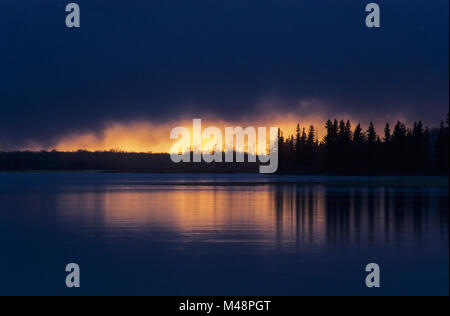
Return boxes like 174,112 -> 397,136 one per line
1,172 -> 448,187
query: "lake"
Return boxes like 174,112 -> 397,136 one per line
0,173 -> 448,295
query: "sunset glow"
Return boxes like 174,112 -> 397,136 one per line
51,114 -> 329,153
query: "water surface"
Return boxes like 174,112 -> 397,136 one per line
0,173 -> 448,295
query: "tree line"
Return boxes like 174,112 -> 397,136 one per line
0,114 -> 448,175
277,114 -> 449,175
0,151 -> 259,173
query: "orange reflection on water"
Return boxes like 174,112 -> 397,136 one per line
55,185 -> 328,248
55,184 -> 447,250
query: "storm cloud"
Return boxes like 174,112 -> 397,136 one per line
0,0 -> 448,149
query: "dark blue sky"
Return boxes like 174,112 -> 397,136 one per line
0,0 -> 448,149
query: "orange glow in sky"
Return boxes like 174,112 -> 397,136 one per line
52,114 -> 331,153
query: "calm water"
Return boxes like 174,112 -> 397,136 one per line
0,173 -> 448,296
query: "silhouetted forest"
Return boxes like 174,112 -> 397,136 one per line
0,115 -> 448,175
277,114 -> 449,175
0,151 -> 259,173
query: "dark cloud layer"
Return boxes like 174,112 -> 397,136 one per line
0,0 -> 448,149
